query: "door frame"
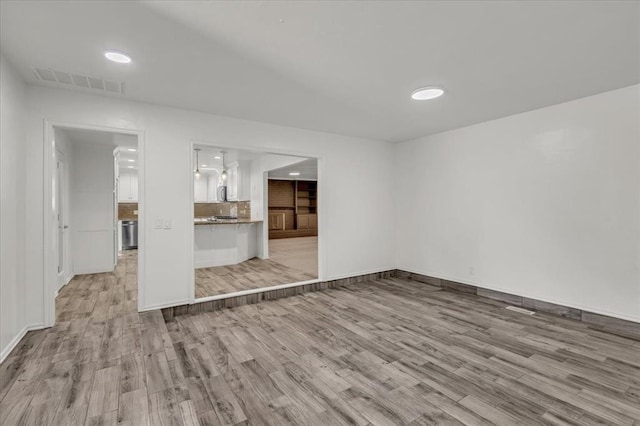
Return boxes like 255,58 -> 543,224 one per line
55,149 -> 72,290
188,140 -> 326,304
43,120 -> 145,327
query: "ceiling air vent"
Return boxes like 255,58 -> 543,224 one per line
32,66 -> 125,95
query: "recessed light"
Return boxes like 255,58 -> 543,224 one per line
411,86 -> 444,100
127,148 -> 136,152
289,172 -> 300,176
104,50 -> 132,64
128,159 -> 135,162
201,164 -> 208,167
214,156 -> 221,159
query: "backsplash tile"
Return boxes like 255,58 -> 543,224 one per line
194,201 -> 251,219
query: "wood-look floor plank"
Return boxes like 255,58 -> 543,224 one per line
2,249 -> 640,425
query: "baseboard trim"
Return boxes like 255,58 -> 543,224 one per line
140,299 -> 193,312
161,269 -> 396,321
0,323 -> 47,364
395,269 -> 640,341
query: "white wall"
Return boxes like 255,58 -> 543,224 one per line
24,85 -> 395,315
69,140 -> 115,274
0,54 -> 29,360
249,154 -> 308,222
395,85 -> 640,322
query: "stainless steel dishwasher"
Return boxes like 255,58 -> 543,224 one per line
122,220 -> 138,250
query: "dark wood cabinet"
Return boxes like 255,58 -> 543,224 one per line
268,213 -> 285,230
268,179 -> 318,239
296,213 -> 317,230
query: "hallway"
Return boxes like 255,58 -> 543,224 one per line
0,250 -> 139,425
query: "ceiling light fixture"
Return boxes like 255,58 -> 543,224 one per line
194,148 -> 201,179
289,172 -> 300,176
411,86 -> 444,100
214,156 -> 221,160
127,148 -> 136,152
104,50 -> 132,64
128,159 -> 135,162
201,164 -> 208,167
221,151 -> 227,180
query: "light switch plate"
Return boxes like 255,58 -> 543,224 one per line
155,218 -> 163,229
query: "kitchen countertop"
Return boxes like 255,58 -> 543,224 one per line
194,218 -> 263,225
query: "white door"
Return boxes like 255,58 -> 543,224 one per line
56,151 -> 69,289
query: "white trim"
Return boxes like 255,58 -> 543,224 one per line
325,266 -> 394,281
316,155 -> 326,281
56,273 -> 75,296
187,142 -> 196,304
43,120 -> 145,327
63,273 -> 74,288
397,266 -> 640,324
260,170 -> 269,259
194,278 -> 321,303
0,324 -> 47,363
73,266 -> 114,275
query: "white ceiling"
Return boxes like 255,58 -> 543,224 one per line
269,158 -> 317,181
2,1 -> 638,142
56,127 -> 138,170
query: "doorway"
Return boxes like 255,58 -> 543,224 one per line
44,122 -> 144,326
267,158 -> 318,277
191,144 -> 321,300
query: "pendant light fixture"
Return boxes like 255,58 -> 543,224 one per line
194,148 -> 201,179
220,151 -> 227,181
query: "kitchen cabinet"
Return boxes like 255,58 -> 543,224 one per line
297,214 -> 309,229
226,162 -> 239,200
194,171 -> 221,202
118,171 -> 138,202
194,175 -> 208,202
194,223 -> 258,268
225,161 -> 250,201
207,173 -> 219,202
269,213 -> 285,230
296,213 -> 317,229
268,179 -> 318,239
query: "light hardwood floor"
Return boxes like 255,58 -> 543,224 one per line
2,251 -> 640,425
195,258 -> 315,299
269,236 -> 318,277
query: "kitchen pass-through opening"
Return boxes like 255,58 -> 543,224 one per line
191,144 -> 320,301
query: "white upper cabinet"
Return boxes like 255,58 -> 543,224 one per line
191,161 -> 249,203
194,175 -> 208,202
226,162 -> 239,201
194,171 -> 221,203
118,171 -> 138,202
225,161 -> 250,201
